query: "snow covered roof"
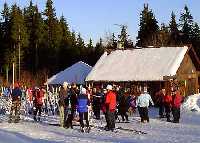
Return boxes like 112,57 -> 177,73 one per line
47,61 -> 92,85
86,46 -> 189,82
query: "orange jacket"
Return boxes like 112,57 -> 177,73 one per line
105,91 -> 116,112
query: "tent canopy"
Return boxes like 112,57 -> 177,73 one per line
47,61 -> 92,85
86,46 -> 188,82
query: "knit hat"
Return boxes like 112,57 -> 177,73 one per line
63,82 -> 68,87
81,88 -> 87,95
106,85 -> 113,91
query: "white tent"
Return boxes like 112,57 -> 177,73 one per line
86,46 -> 188,82
47,61 -> 92,85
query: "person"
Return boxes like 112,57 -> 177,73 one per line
92,88 -> 101,120
3,86 -> 11,98
155,88 -> 165,118
8,82 -> 22,123
172,89 -> 183,123
77,87 -> 90,132
136,88 -> 154,123
58,82 -> 69,127
163,90 -> 172,122
33,87 -> 43,122
101,88 -> 108,126
66,83 -> 78,129
105,85 -> 116,131
118,90 -> 129,122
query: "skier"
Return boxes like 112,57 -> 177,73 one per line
118,90 -> 129,122
66,83 -> 78,129
8,82 -> 22,123
155,88 -> 165,118
172,88 -> 183,123
33,87 -> 43,122
58,82 -> 69,127
136,88 -> 154,123
92,88 -> 101,120
163,90 -> 172,122
77,87 -> 90,132
105,85 -> 116,131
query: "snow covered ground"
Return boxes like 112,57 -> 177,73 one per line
0,107 -> 200,143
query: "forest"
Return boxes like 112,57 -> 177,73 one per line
0,1 -> 199,86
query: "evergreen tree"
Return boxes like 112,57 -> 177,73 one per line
179,5 -> 194,43
57,15 -> 72,70
43,0 -> 61,73
24,2 -> 45,73
106,33 -> 117,49
118,25 -> 134,49
136,4 -> 159,47
77,33 -> 85,48
169,11 -> 182,45
87,38 -> 93,49
158,23 -> 170,46
191,22 -> 200,57
70,30 -> 77,48
1,2 -> 10,73
118,25 -> 128,48
9,4 -> 29,81
92,38 -> 104,65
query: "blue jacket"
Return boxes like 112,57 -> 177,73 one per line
11,87 -> 22,101
77,94 -> 89,113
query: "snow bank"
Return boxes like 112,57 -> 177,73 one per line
182,94 -> 200,112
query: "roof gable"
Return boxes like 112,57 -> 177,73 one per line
86,46 -> 188,82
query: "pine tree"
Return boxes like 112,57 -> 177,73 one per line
1,2 -> 10,76
118,25 -> 128,48
118,25 -> 134,49
106,33 -> 117,49
169,11 -> 182,46
43,0 -> 61,73
93,38 -> 104,65
136,4 -> 159,47
57,15 -> 72,70
158,23 -> 170,46
191,22 -> 200,57
9,4 -> 29,81
70,30 -> 77,48
179,5 -> 194,43
24,2 -> 45,73
77,33 -> 85,49
87,38 -> 93,49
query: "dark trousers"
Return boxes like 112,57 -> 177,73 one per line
66,108 -> 75,128
106,111 -> 115,130
93,107 -> 101,119
79,112 -> 89,128
172,107 -> 180,123
164,104 -> 171,121
34,105 -> 42,121
9,100 -> 21,121
159,103 -> 165,117
138,107 -> 149,122
120,111 -> 128,121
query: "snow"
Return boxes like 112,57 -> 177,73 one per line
1,107 -> 200,143
182,94 -> 200,112
47,61 -> 92,85
86,47 -> 188,82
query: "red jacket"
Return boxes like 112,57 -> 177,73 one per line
105,91 -> 116,112
33,90 -> 43,106
164,95 -> 172,106
172,91 -> 182,108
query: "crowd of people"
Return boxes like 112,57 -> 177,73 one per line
0,80 -> 184,133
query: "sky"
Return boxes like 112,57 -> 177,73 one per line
1,0 -> 200,44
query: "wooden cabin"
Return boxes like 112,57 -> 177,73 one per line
86,46 -> 200,97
